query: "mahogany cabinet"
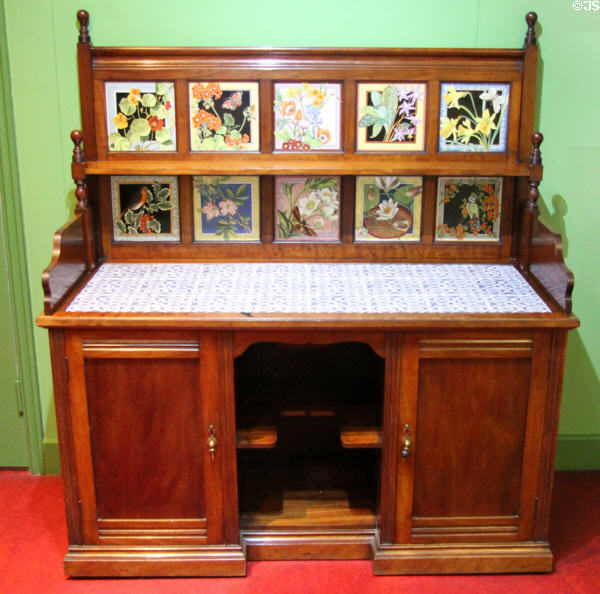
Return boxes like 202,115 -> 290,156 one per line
44,325 -> 572,575
37,10 -> 579,577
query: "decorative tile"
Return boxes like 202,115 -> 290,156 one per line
439,83 -> 510,152
189,82 -> 259,151
436,177 -> 502,241
274,82 -> 341,151
355,176 -> 422,242
193,176 -> 260,241
67,263 -> 550,314
274,176 -> 341,242
105,82 -> 176,151
111,176 -> 180,242
357,83 -> 426,151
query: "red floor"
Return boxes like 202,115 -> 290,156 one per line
1,470 -> 599,593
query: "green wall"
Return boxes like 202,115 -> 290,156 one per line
3,0 -> 599,471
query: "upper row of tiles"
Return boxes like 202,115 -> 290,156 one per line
104,81 -> 510,154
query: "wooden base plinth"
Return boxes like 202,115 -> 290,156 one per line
373,542 -> 553,575
63,540 -> 553,576
64,545 -> 246,577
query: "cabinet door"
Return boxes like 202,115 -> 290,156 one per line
393,331 -> 551,544
64,331 -> 238,548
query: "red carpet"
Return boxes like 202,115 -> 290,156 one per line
1,470 -> 598,593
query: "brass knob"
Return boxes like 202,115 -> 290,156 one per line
207,425 -> 217,460
401,424 -> 412,458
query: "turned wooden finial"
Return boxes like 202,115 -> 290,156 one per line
71,129 -> 85,163
77,10 -> 90,44
524,12 -> 537,46
530,131 -> 543,166
71,130 -> 88,212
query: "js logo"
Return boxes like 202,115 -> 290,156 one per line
572,0 -> 600,10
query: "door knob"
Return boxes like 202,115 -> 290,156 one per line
207,425 -> 217,460
401,424 -> 412,458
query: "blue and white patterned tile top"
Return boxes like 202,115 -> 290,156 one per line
66,263 -> 550,314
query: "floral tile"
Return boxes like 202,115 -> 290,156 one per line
111,176 -> 180,242
67,263 -> 550,314
274,82 -> 341,151
105,82 -> 176,152
439,83 -> 510,152
357,83 -> 426,151
355,176 -> 422,242
193,176 -> 260,241
436,177 -> 502,241
274,176 -> 341,242
189,82 -> 259,151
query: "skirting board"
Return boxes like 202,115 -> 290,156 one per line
555,435 -> 600,470
42,438 -> 60,475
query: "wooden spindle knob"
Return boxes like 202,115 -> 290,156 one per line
71,130 -> 85,163
530,132 -> 543,166
71,129 -> 83,144
524,12 -> 538,46
77,10 -> 90,44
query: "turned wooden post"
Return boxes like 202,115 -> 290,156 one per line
76,10 -> 97,160
71,130 -> 94,270
527,132 -> 543,218
520,132 -> 544,272
519,12 -> 539,161
71,130 -> 87,213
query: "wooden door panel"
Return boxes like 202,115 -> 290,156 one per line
413,357 -> 530,519
387,332 -> 552,546
59,331 -> 246,572
85,357 -> 205,520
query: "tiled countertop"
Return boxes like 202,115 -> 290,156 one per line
66,263 -> 550,314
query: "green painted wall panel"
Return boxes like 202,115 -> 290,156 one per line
0,0 -> 45,471
3,0 -> 599,469
4,0 -> 72,442
50,0 -> 480,48
0,200 -> 27,466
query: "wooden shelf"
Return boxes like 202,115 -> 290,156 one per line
240,488 -> 377,530
280,408 -> 336,418
239,455 -> 378,530
83,155 -> 530,177
237,406 -> 382,450
236,413 -> 278,449
338,407 -> 382,449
